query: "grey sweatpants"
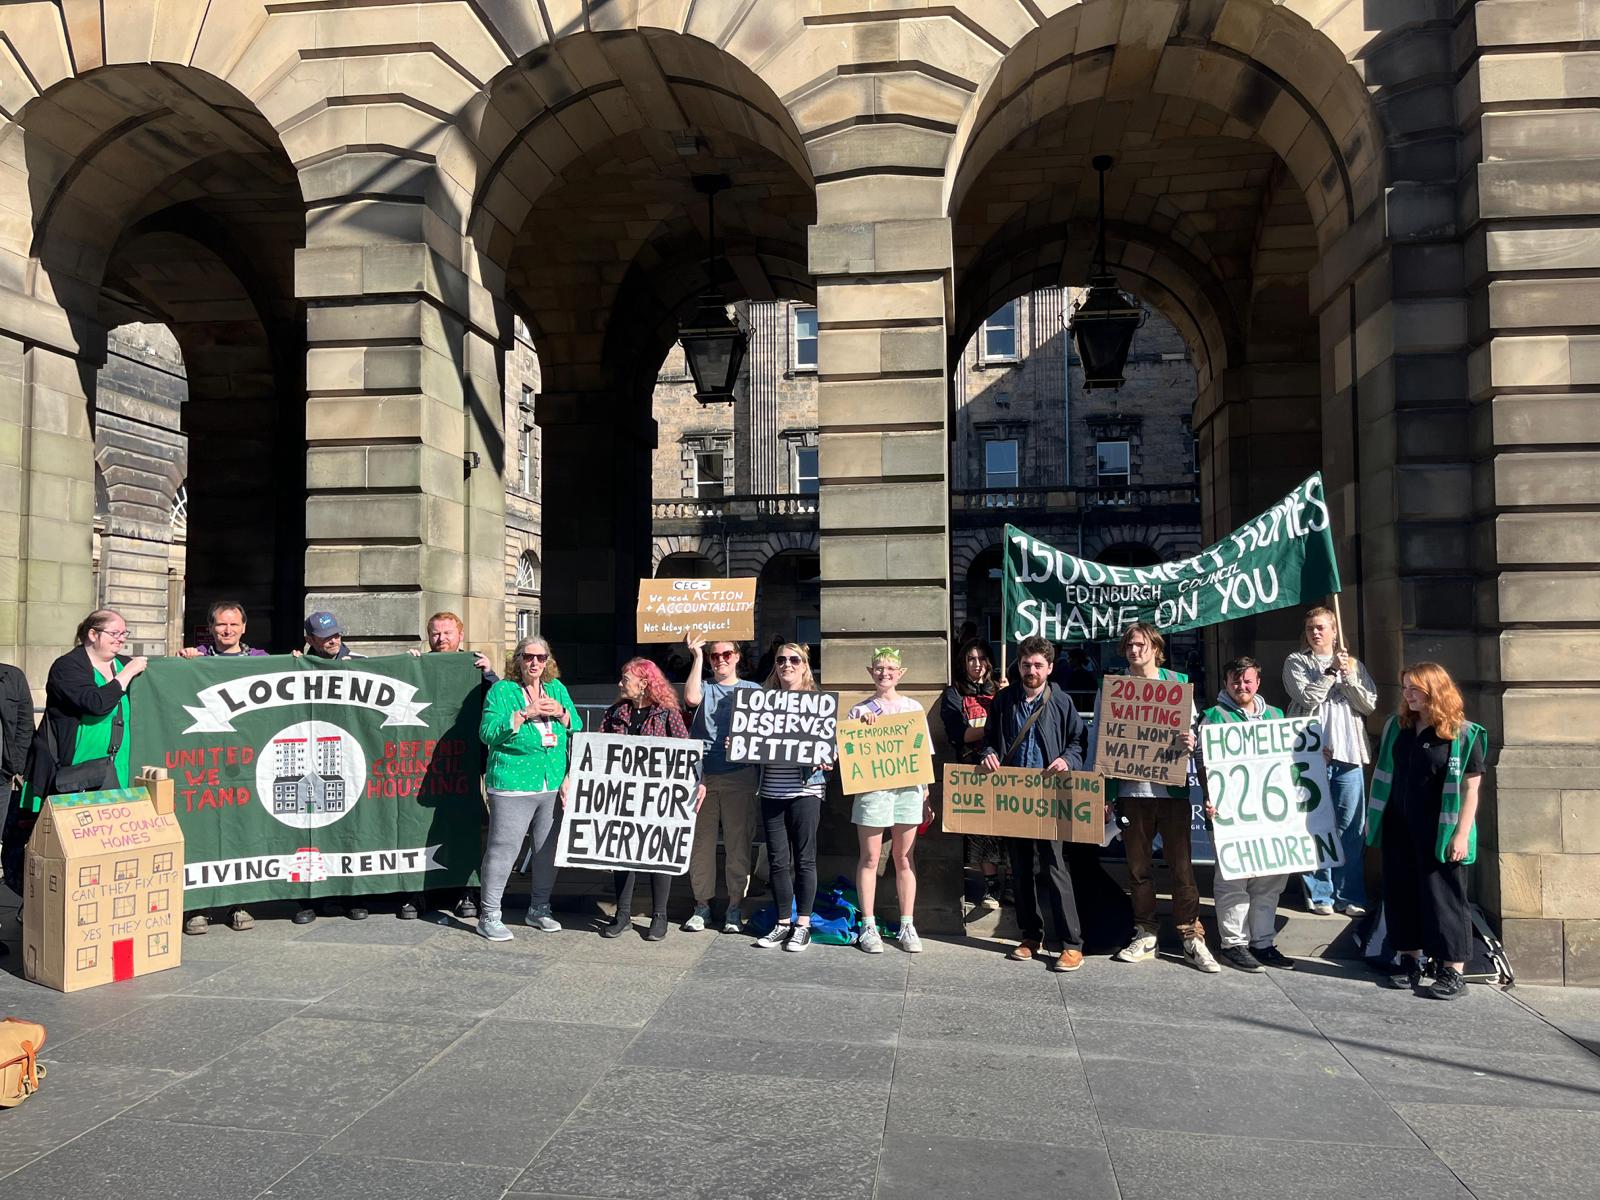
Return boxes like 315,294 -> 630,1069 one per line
480,790 -> 561,917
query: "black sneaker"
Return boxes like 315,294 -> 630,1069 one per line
1384,954 -> 1427,990
645,912 -> 668,942
1253,945 -> 1295,970
601,914 -> 631,939
783,924 -> 813,953
1218,945 -> 1263,973
292,906 -> 315,925
347,904 -> 369,921
455,893 -> 479,920
1426,964 -> 1468,1000
754,922 -> 793,949
397,899 -> 419,920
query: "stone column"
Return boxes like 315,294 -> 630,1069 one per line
1463,2 -> 1600,984
535,392 -> 656,683
297,236 -> 504,656
810,206 -> 957,930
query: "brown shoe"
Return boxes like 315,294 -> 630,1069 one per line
1007,939 -> 1040,961
1051,949 -> 1085,973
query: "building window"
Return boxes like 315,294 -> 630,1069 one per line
694,450 -> 725,499
516,609 -> 537,639
792,306 -> 818,372
1096,440 -> 1130,487
794,446 -> 819,495
515,552 -> 541,593
981,300 -> 1019,362
984,439 -> 1019,489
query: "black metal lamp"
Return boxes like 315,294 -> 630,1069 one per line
679,174 -> 747,404
1071,155 -> 1145,389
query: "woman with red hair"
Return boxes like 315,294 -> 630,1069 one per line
1367,662 -> 1488,1000
597,657 -> 704,941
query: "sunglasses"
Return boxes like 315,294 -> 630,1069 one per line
775,654 -> 804,665
708,650 -> 737,661
521,652 -> 548,662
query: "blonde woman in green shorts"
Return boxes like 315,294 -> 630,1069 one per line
849,646 -> 933,954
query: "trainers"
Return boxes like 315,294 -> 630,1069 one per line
682,905 -> 710,932
1183,937 -> 1220,973
981,877 -> 1002,910
1113,932 -> 1159,963
721,904 -> 743,934
1384,954 -> 1428,990
292,906 -> 315,925
1218,945 -> 1264,973
1426,964 -> 1468,1000
898,920 -> 923,953
1007,939 -> 1039,961
645,912 -> 669,942
1050,949 -> 1084,973
783,924 -> 813,952
347,904 -> 369,921
183,914 -> 208,936
1309,902 -> 1335,916
1253,945 -> 1296,970
455,894 -> 479,920
754,922 -> 793,949
397,900 -> 419,920
1337,903 -> 1368,918
229,908 -> 254,932
526,904 -> 560,932
601,914 -> 631,939
858,922 -> 884,953
477,914 -> 514,942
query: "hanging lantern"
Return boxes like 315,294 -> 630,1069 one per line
678,174 -> 747,404
1070,155 -> 1145,390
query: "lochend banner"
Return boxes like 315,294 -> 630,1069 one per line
129,654 -> 485,909
1003,473 -> 1341,644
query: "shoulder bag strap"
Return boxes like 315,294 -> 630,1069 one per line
1002,700 -> 1048,764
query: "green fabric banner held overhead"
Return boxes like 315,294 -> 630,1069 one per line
129,654 -> 485,909
1003,472 -> 1341,645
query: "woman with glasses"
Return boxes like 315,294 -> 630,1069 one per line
598,658 -> 704,941
753,643 -> 833,952
5,611 -> 149,894
476,636 -> 580,941
1369,663 -> 1488,1001
939,638 -> 1005,909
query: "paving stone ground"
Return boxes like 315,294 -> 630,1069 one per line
3,889 -> 1599,1200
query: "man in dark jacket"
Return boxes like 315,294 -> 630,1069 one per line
981,635 -> 1090,972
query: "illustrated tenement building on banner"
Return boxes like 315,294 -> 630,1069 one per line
3,1 -> 1596,982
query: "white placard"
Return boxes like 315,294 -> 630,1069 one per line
1202,716 -> 1342,881
555,734 -> 702,874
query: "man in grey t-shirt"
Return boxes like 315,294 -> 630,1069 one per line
683,633 -> 759,933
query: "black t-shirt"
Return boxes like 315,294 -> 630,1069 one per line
1391,724 -> 1486,821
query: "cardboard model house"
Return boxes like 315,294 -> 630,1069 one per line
23,784 -> 185,992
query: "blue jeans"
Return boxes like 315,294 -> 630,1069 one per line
1302,761 -> 1368,909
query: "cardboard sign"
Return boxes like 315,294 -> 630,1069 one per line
1094,674 -> 1193,788
636,577 -> 756,643
940,764 -> 1102,843
837,710 -> 935,795
22,784 -> 185,992
726,689 -> 838,765
1202,716 -> 1342,881
555,734 -> 703,874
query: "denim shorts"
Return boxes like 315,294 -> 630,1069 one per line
851,786 -> 924,828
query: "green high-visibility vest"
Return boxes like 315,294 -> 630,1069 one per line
1366,715 -> 1487,865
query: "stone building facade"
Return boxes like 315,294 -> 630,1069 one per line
0,1 -> 1596,981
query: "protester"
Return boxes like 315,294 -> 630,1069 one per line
752,643 -> 832,952
682,633 -> 759,933
178,600 -> 269,658
1199,657 -> 1294,973
476,636 -> 579,941
1284,607 -> 1377,917
979,635 -> 1090,973
1369,663 -> 1487,1001
849,647 -> 933,954
597,658 -> 704,941
300,611 -> 362,659
406,610 -> 496,920
0,658 -> 33,955
939,638 -> 1005,909
178,601 -> 263,935
5,611 -> 148,899
1106,623 -> 1216,973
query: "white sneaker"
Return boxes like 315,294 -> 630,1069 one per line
898,920 -> 923,953
1113,932 -> 1158,963
858,922 -> 884,953
681,905 -> 709,932
1183,936 -> 1220,974
721,904 -> 742,934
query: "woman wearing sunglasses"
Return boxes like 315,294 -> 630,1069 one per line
476,636 -> 580,941
753,643 -> 833,952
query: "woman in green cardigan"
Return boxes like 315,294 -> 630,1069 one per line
476,636 -> 581,941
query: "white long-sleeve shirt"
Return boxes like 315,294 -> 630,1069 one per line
1282,650 -> 1378,765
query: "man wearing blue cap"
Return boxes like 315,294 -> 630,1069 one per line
301,611 -> 363,660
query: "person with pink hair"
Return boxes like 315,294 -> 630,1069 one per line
597,657 -> 704,941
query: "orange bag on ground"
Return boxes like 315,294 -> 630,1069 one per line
0,1016 -> 46,1107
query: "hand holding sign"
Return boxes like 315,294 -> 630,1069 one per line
636,578 -> 756,644
836,712 -> 934,796
726,689 -> 838,766
1094,675 -> 1193,788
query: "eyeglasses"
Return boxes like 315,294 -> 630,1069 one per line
94,627 -> 129,641
708,650 -> 736,661
775,655 -> 804,666
521,652 -> 549,662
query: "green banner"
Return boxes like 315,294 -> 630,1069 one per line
1004,472 -> 1341,644
129,653 -> 485,909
